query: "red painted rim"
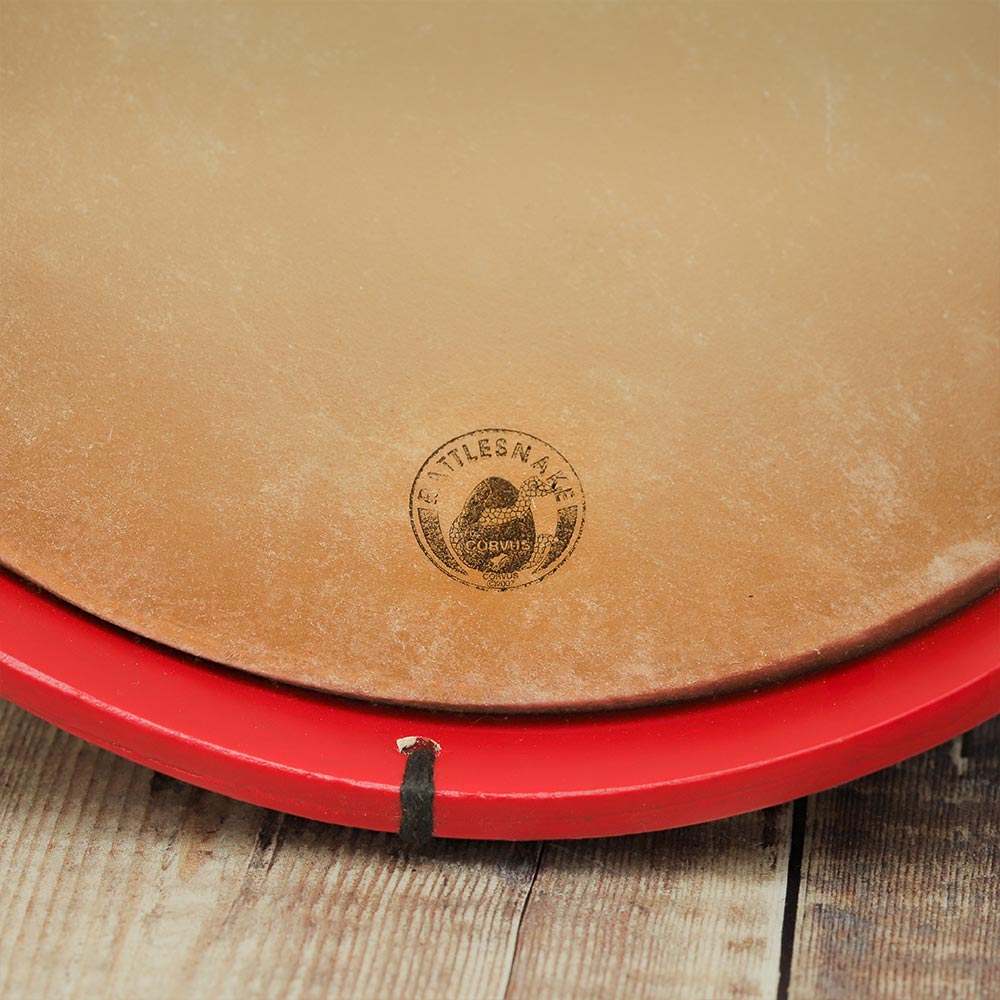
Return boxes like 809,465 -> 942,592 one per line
0,566 -> 997,840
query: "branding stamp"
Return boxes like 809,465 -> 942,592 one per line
409,429 -> 585,591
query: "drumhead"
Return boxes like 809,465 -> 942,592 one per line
1,2 -> 997,709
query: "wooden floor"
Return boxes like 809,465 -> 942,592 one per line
0,698 -> 996,1000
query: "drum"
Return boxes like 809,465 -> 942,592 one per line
1,1 -> 997,837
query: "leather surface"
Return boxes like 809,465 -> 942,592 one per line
1,2 -> 997,710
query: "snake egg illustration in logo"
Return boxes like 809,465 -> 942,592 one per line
409,430 -> 585,590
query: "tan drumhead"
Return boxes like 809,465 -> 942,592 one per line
2,2 -> 997,710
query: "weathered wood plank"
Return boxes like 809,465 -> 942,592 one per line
788,717 -> 1000,1000
0,698 -> 795,1000
503,808 -> 794,1000
4,693 -> 997,1000
0,699 -> 540,1000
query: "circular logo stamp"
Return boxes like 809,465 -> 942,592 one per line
410,429 -> 585,591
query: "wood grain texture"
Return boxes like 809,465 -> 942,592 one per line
788,717 -> 1000,1000
502,813 -> 793,1000
1,697 -> 997,1000
0,700 -> 538,1000
0,698 -> 792,1000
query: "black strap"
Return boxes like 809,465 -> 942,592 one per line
398,738 -> 438,848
